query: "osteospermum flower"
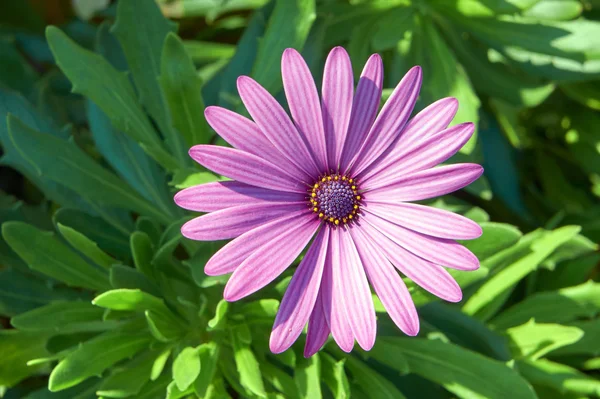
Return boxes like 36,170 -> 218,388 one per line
175,47 -> 483,356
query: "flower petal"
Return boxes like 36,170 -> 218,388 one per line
204,106 -> 311,182
340,54 -> 383,173
189,145 -> 307,193
175,181 -> 305,213
338,227 -> 377,350
361,220 -> 463,302
205,210 -> 311,276
363,212 -> 479,271
358,97 -> 459,182
322,227 -> 354,352
282,48 -> 328,172
362,122 -> 474,190
349,66 -> 422,176
181,202 -> 305,241
304,292 -> 331,358
350,227 -> 419,336
363,201 -> 482,240
270,228 -> 329,353
322,47 -> 354,170
366,163 -> 484,202
237,76 -> 320,177
223,218 -> 320,301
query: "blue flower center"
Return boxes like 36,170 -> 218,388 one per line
309,174 -> 361,225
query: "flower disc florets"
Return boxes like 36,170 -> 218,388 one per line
309,174 -> 361,225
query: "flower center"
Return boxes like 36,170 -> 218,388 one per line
309,174 -> 361,225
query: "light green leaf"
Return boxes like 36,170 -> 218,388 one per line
194,342 -> 219,397
170,169 -> 222,189
57,223 -> 115,269
320,353 -> 350,399
231,326 -> 266,397
2,222 -> 110,291
370,338 -> 536,399
183,40 -> 236,62
344,356 -> 406,399
261,361 -> 298,399
462,222 -> 522,261
159,33 -> 211,148
92,289 -> 179,325
505,321 -> 583,360
518,358 -> 600,397
523,0 -> 582,20
430,0 -> 540,17
145,310 -> 185,343
251,0 -> 316,93
159,0 -> 270,20
296,354 -> 322,399
173,346 -> 201,391
96,349 -> 156,398
208,300 -> 229,330
548,319 -> 600,356
166,380 -> 195,399
150,347 -> 171,381
0,330 -> 50,387
239,299 -> 279,320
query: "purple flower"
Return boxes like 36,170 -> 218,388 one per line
175,47 -> 483,356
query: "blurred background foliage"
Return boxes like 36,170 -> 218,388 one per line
1,0 -> 600,398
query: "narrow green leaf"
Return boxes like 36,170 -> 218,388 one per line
261,361 -> 298,399
0,330 -> 50,387
145,310 -> 184,343
92,289 -> 178,325
109,265 -> 160,297
159,33 -> 211,147
523,0 -> 583,20
96,349 -> 156,398
194,342 -> 219,397
296,354 -> 322,399
166,380 -> 195,399
561,81 -> 600,111
173,346 -> 201,391
130,231 -> 155,279
208,300 -> 229,330
344,357 -> 407,399
540,319 -> 600,356
150,347 -> 171,381
231,326 -> 266,397
321,353 -> 350,399
57,223 -> 115,269
183,40 -> 236,62
2,222 -> 110,291
518,358 -> 600,397
462,222 -> 522,261
505,321 -> 583,360
430,0 -> 540,16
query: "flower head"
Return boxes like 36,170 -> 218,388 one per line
175,47 -> 483,356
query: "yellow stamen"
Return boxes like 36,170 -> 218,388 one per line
319,213 -> 324,218
313,207 -> 318,212
356,195 -> 361,200
334,219 -> 340,225
329,217 -> 334,222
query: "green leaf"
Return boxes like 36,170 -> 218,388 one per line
344,357 -> 407,399
505,321 -> 584,360
296,354 -> 322,399
320,353 -> 350,399
0,38 -> 38,98
251,0 -> 316,93
170,169 -> 222,189
2,222 -> 111,291
518,358 -> 600,397
261,361 -> 298,399
109,265 -> 160,297
6,115 -> 169,224
491,281 -> 600,329
96,349 -> 156,398
57,223 -> 115,269
523,0 -> 582,20
92,289 -> 180,326
166,380 -> 195,399
561,81 -> 600,111
369,6 -> 414,51
0,330 -> 50,387
173,346 -> 202,391
130,231 -> 156,279
159,33 -> 211,147
542,319 -> 600,356
49,328 -> 151,391
45,26 -> 178,170
462,226 -> 581,315
239,299 -> 280,320
430,0 -> 540,17
462,222 -> 522,261
194,342 -> 219,397
150,347 -> 171,381
231,326 -> 266,397
370,338 -> 536,399
10,301 -> 115,334
136,373 -> 171,399
208,300 -> 229,330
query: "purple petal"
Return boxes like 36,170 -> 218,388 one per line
304,292 -> 331,357
338,227 -> 377,350
281,48 -> 328,172
237,76 -> 320,177
205,210 -> 311,276
322,47 -> 354,170
358,97 -> 458,182
350,227 -> 419,336
322,228 -> 354,352
270,228 -> 329,353
181,202 -> 305,241
189,145 -> 307,193
362,122 -> 474,190
361,221 -> 463,302
204,106 -> 311,182
340,54 -> 383,173
365,163 -> 484,202
363,212 -> 479,271
349,66 -> 422,176
363,201 -> 482,240
175,181 -> 305,213
223,218 -> 320,301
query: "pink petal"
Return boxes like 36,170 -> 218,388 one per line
175,181 -> 305,213
349,66 -> 422,176
304,292 -> 331,357
281,48 -> 328,172
363,201 -> 482,240
361,221 -> 463,302
350,227 -> 419,336
204,106 -> 311,182
237,76 -> 320,177
362,122 -> 474,190
322,47 -> 354,170
322,228 -> 354,352
365,163 -> 484,202
358,97 -> 458,182
363,212 -> 479,271
270,228 -> 329,353
340,54 -> 383,173
223,218 -> 320,301
189,145 -> 307,193
205,210 -> 311,276
338,227 -> 377,350
181,202 -> 305,241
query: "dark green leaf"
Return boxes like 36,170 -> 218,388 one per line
344,356 -> 407,399
194,342 -> 219,397
109,264 -> 160,297
518,358 -> 600,397
0,330 -> 50,387
96,349 -> 156,398
57,223 -> 115,269
320,353 -> 350,399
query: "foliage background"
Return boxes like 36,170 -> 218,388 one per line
1,0 -> 600,398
